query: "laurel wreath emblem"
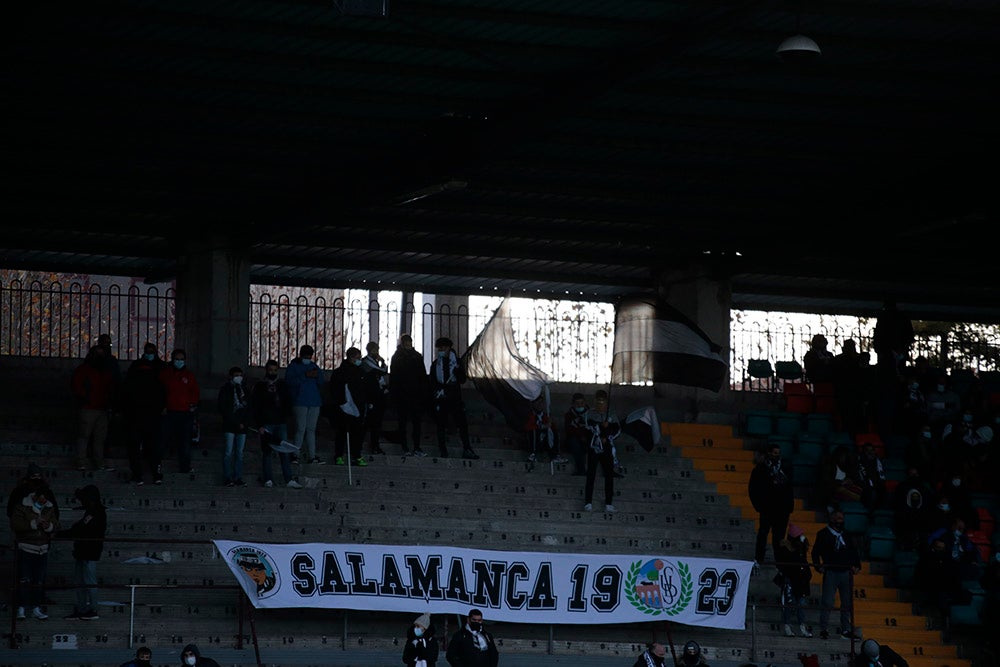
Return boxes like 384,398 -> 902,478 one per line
625,560 -> 694,616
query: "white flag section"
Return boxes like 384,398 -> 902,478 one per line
214,541 -> 753,629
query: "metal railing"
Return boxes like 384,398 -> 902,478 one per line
4,276 -> 998,387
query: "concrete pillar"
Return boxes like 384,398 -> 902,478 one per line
174,244 -> 251,383
656,264 -> 733,399
424,294 -> 470,353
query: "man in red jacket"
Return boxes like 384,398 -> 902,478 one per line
71,345 -> 118,471
160,348 -> 200,475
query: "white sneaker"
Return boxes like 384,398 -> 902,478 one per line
32,607 -> 48,620
605,504 -> 616,512
784,624 -> 795,637
583,503 -> 593,511
15,607 -> 25,620
527,453 -> 537,463
800,624 -> 813,638
264,480 -> 274,488
286,480 -> 303,489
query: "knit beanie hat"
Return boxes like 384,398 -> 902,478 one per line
413,613 -> 431,629
787,524 -> 805,539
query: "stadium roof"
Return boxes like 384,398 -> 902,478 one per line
2,0 -> 999,322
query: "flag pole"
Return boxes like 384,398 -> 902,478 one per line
346,431 -> 352,486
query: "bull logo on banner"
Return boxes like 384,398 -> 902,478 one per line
625,558 -> 693,616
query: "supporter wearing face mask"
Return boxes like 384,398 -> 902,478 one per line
811,510 -> 861,639
179,644 -> 220,667
218,366 -> 250,487
330,347 -> 369,467
250,359 -> 301,489
122,342 -> 167,485
774,524 -> 813,638
446,608 -> 498,667
160,348 -> 201,476
119,646 -> 152,667
402,612 -> 439,667
428,337 -> 478,460
284,344 -> 327,464
563,393 -> 591,476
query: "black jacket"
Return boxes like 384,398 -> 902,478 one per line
59,485 -> 106,561
748,458 -> 794,515
850,644 -> 909,667
179,644 -> 220,667
122,357 -> 167,413
812,526 -> 861,572
250,377 -> 292,426
390,347 -> 427,399
402,624 -> 439,667
429,353 -> 467,401
445,626 -> 498,667
217,381 -> 250,434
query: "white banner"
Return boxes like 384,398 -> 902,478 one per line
213,541 -> 753,629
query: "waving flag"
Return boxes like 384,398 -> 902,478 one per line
464,299 -> 552,430
612,294 -> 728,392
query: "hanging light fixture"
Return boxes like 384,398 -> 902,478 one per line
776,0 -> 821,62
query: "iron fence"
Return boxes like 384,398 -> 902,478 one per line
3,278 -> 998,388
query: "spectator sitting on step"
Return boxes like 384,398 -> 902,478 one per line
633,641 -> 668,667
563,393 -> 590,476
180,644 -> 220,667
817,445 -> 863,510
524,394 -> 567,464
927,517 -> 981,581
120,646 -> 153,667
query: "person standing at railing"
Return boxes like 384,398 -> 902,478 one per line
70,344 -> 118,471
160,348 -> 200,475
122,343 -> 167,485
59,484 -> 106,621
429,337 -> 479,460
391,333 -> 429,457
285,344 -> 327,465
11,487 -> 61,620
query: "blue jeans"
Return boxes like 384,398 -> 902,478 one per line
819,569 -> 853,631
223,432 -> 246,482
17,550 -> 48,609
261,423 -> 294,484
75,559 -> 98,613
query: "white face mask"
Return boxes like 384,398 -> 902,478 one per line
952,478 -> 961,487
184,656 -> 197,666
232,376 -> 243,385
301,358 -> 313,365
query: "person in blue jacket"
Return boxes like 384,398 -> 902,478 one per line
284,344 -> 327,464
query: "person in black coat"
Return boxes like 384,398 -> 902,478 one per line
180,644 -> 220,667
331,347 -> 368,466
390,333 -> 428,456
812,509 -> 862,639
402,612 -> 439,667
429,337 -> 478,460
748,443 -> 794,565
633,642 -> 668,667
218,367 -> 251,487
445,608 -> 498,667
60,484 -> 106,620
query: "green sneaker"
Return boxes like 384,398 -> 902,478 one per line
354,457 -> 368,467
334,456 -> 345,466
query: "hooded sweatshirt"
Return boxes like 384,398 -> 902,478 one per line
60,485 -> 107,561
179,644 -> 221,667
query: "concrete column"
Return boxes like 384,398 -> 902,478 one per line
656,264 -> 733,400
174,244 -> 251,383
424,294 -> 470,352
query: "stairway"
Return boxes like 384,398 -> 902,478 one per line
672,420 -> 971,667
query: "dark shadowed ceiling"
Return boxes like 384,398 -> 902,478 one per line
2,0 -> 999,321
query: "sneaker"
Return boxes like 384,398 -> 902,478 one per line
32,607 -> 48,620
154,478 -> 163,485
462,448 -> 480,460
309,457 -> 325,465
225,480 -> 235,488
584,503 -> 593,511
15,607 -> 25,620
528,453 -> 537,463
235,479 -> 247,487
412,449 -> 427,458
79,611 -> 99,620
264,480 -> 274,488
101,463 -> 116,472
286,480 -> 303,489
354,457 -> 368,467
551,455 -> 569,464
290,454 -> 299,464
800,624 -> 813,638
784,624 -> 794,637
841,629 -> 861,640
334,457 -> 345,466
819,630 -> 829,640
372,447 -> 386,455
605,504 -> 616,512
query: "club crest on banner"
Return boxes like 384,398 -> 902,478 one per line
625,558 -> 693,616
229,545 -> 280,599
